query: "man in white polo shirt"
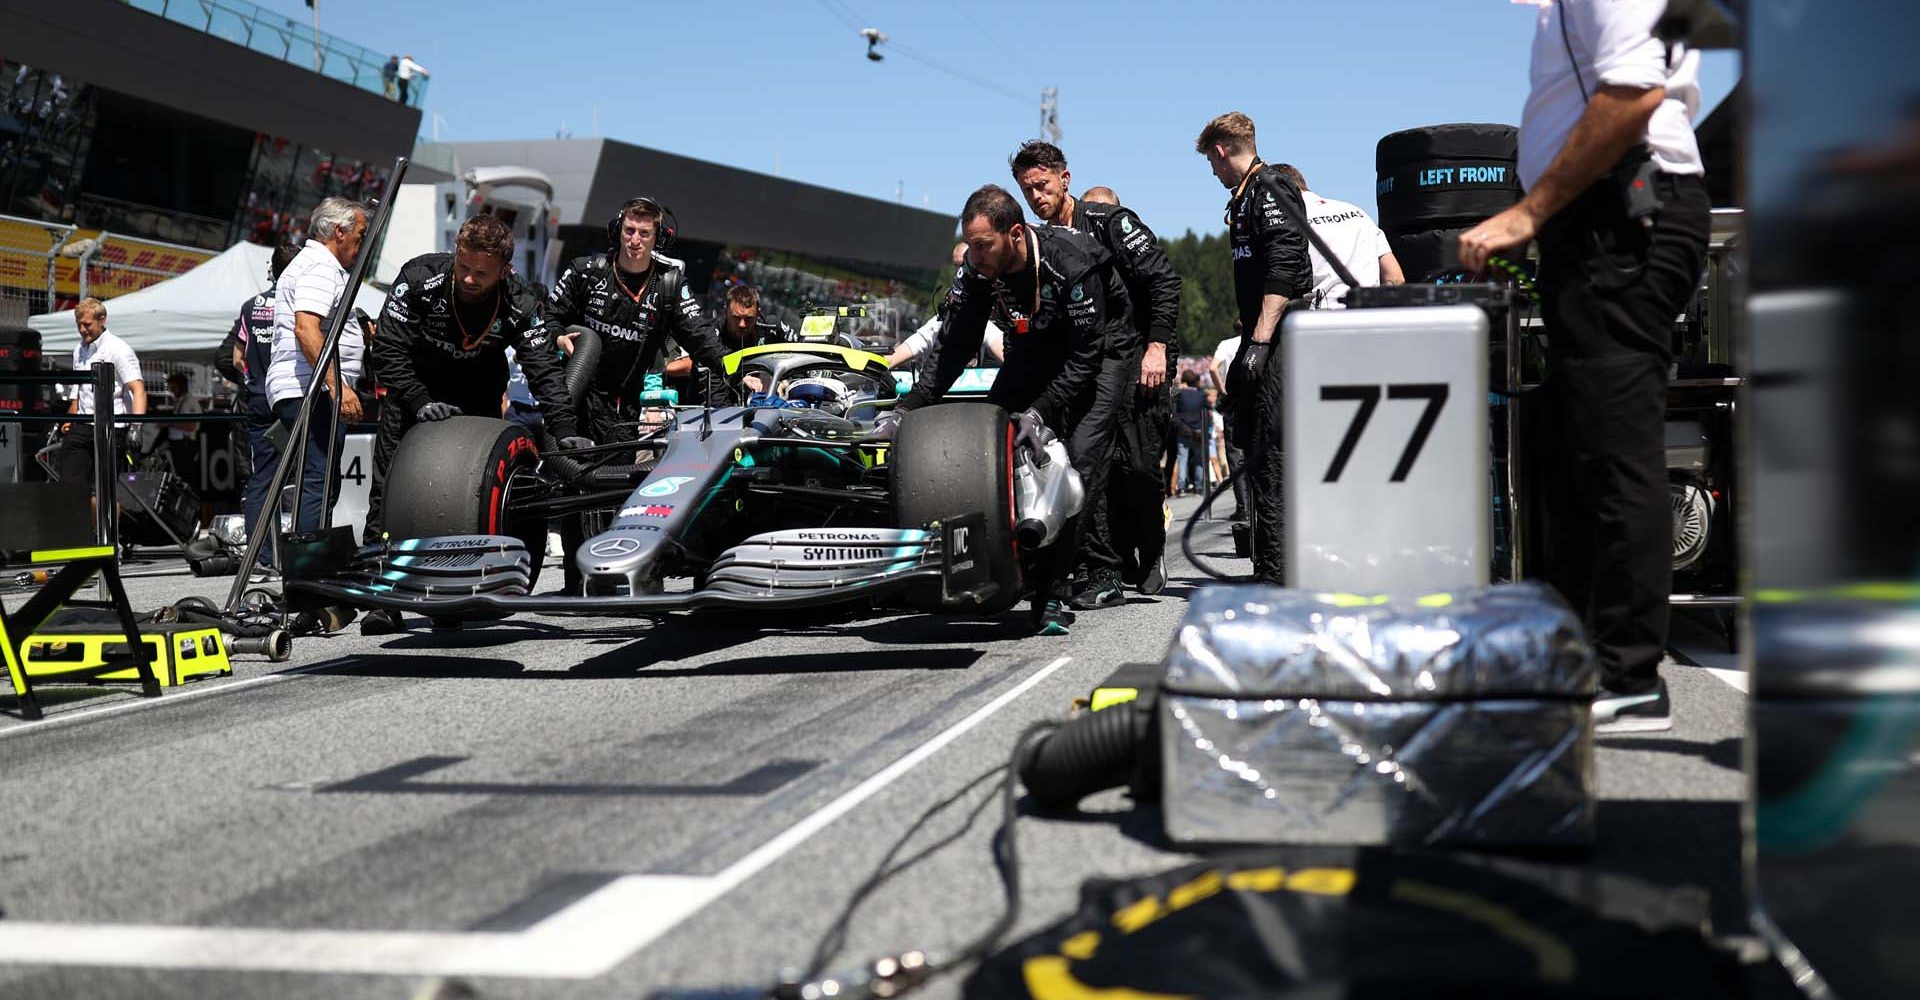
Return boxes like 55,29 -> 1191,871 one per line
1458,0 -> 1709,734
1272,163 -> 1404,307
267,196 -> 368,534
53,296 -> 146,488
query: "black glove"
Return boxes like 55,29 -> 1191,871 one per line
416,401 -> 460,422
871,410 -> 902,441
709,380 -> 745,408
1228,340 -> 1273,399
556,435 -> 595,451
1012,408 -> 1056,461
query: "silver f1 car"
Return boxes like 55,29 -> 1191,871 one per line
288,341 -> 1081,621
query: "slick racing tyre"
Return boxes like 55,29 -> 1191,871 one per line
385,416 -> 548,588
891,402 -> 1022,615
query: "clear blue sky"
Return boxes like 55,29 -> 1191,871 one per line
286,0 -> 1738,240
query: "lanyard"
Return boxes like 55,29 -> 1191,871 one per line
1224,159 -> 1266,227
990,229 -> 1041,334
451,283 -> 502,352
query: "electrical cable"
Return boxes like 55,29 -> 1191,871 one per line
782,721 -> 1055,999
942,0 -> 1043,91
805,0 -> 1030,105
810,0 -> 862,31
885,39 -> 1031,105
803,761 -> 1008,980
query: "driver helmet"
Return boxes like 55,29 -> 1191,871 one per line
783,375 -> 851,412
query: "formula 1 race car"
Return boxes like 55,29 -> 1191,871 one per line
287,337 -> 1080,622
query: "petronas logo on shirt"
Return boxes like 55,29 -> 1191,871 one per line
1039,284 -> 1055,301
1120,216 -> 1135,234
1070,284 -> 1085,302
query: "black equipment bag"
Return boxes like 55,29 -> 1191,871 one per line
966,847 -> 1744,999
115,471 -> 200,546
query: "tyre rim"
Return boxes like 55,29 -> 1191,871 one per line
1671,482 -> 1713,570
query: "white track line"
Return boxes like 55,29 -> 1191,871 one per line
0,663 -> 332,740
1704,667 -> 1749,693
0,655 -> 1075,978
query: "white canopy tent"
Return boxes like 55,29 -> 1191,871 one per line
29,242 -> 387,356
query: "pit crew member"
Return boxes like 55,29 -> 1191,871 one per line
1197,111 -> 1313,585
1012,142 -> 1180,604
891,184 -> 1133,634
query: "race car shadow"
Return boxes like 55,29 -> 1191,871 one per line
372,620 -> 658,650
570,646 -> 984,679
848,614 -> 1038,646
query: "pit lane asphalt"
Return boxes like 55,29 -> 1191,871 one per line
0,495 -> 1750,1000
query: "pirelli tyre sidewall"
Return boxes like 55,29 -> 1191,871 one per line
386,416 -> 547,587
891,402 -> 1021,615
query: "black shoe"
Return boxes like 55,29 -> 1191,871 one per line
1595,677 -> 1672,734
1137,554 -> 1166,596
1230,522 -> 1251,558
1029,598 -> 1076,636
1068,572 -> 1125,610
360,608 -> 403,636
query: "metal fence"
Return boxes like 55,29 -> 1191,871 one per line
122,0 -> 429,108
0,212 -> 213,326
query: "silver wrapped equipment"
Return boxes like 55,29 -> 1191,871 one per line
1159,583 -> 1596,847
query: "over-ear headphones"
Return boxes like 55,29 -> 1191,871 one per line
605,197 -> 679,257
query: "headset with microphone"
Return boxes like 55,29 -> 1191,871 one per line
605,197 -> 679,257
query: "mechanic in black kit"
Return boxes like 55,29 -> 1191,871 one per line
665,283 -> 793,404
360,214 -> 582,632
1010,142 -> 1181,606
540,197 -> 743,593
1196,111 -> 1314,586
888,184 -> 1133,635
543,197 -> 741,436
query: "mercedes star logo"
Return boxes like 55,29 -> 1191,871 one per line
588,537 -> 643,558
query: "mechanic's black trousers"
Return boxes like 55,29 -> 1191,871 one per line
1066,348 -> 1135,583
364,403 -> 414,545
1230,339 -> 1287,586
1102,349 -> 1174,582
1535,172 -> 1709,695
1221,416 -> 1249,523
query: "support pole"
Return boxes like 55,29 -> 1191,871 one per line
223,156 -> 409,613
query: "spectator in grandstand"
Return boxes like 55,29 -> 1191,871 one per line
52,297 -> 145,490
396,54 -> 429,104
